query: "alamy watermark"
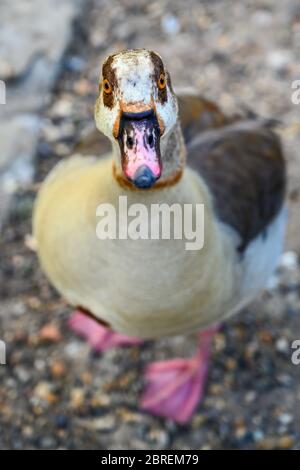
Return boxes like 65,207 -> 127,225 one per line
0,80 -> 6,104
291,340 -> 300,365
0,340 -> 6,365
291,80 -> 300,105
96,196 -> 204,250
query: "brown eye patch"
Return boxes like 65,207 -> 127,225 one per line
149,51 -> 168,104
101,55 -> 117,108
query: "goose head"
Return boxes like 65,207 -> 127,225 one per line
95,49 -> 178,189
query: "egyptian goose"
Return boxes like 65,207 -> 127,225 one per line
33,49 -> 286,423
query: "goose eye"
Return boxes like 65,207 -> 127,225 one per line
158,73 -> 166,90
102,78 -> 112,94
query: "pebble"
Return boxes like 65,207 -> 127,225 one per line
267,50 -> 293,72
245,391 -> 257,403
276,337 -> 289,353
277,435 -> 295,449
214,332 -> 226,352
161,14 -> 180,35
76,415 -> 116,431
278,413 -> 293,426
39,323 -> 61,343
70,387 -> 85,409
24,234 -> 37,252
14,366 -> 30,383
74,79 -> 93,96
50,99 -> 73,118
235,426 -> 247,440
64,56 -> 86,72
253,430 -> 264,442
147,428 -> 170,448
54,413 -> 69,429
33,382 -> 58,404
22,426 -> 34,438
64,341 -> 86,358
34,359 -> 46,372
50,360 -> 67,379
277,373 -> 293,386
40,436 -> 57,449
116,408 -> 144,424
251,10 -> 272,27
279,251 -> 298,270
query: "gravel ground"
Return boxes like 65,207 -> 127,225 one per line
1,0 -> 300,449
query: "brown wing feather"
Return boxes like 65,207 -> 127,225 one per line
187,121 -> 286,252
178,94 -> 236,143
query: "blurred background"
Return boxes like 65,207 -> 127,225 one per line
0,0 -> 300,450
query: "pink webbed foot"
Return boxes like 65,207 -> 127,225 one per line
140,325 -> 219,423
68,309 -> 142,353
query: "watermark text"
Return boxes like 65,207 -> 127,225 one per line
0,340 -> 6,365
0,80 -> 6,104
96,196 -> 204,251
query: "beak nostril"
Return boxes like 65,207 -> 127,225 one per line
126,135 -> 134,149
147,134 -> 154,147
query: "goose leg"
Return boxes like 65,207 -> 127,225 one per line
140,325 -> 219,423
68,309 -> 142,353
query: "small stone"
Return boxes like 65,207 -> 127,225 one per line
120,410 -> 144,426
54,413 -> 69,429
34,359 -> 46,372
22,426 -> 34,438
277,435 -> 295,449
24,234 -> 37,252
278,413 -> 293,425
15,366 -> 30,383
277,373 -> 292,386
147,428 -> 170,447
279,251 -> 298,270
276,337 -> 289,353
267,50 -> 293,71
51,98 -> 72,118
33,382 -> 58,404
80,371 -> 93,385
235,426 -> 247,439
70,388 -> 85,409
209,383 -> 223,395
251,10 -> 272,26
74,79 -> 92,96
161,14 -> 180,35
65,56 -> 85,72
26,296 -> 41,309
12,331 -> 28,343
214,332 -> 226,352
245,391 -> 257,403
257,437 -> 276,450
40,436 -> 56,449
39,323 -> 61,343
226,357 -> 237,370
91,393 -> 111,408
253,430 -> 264,442
50,360 -> 67,378
76,415 -> 116,431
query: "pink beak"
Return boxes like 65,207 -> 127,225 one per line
118,109 -> 162,189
